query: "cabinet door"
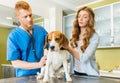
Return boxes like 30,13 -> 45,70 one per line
94,5 -> 112,48
63,14 -> 75,40
113,2 -> 120,46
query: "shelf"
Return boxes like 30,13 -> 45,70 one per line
97,46 -> 120,49
100,70 -> 120,78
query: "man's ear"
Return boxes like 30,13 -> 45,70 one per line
16,15 -> 20,22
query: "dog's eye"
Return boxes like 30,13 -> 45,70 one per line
48,39 -> 51,42
55,38 -> 59,41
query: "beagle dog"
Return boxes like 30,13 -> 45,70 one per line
36,31 -> 72,82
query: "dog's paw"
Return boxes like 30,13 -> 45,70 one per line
36,73 -> 44,80
57,73 -> 63,79
57,76 -> 63,79
43,76 -> 49,83
66,77 -> 72,82
50,74 -> 55,77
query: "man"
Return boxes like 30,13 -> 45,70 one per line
7,1 -> 47,77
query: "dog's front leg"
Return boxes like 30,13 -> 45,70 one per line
43,61 -> 50,82
63,60 -> 72,82
36,67 -> 45,79
49,65 -> 55,77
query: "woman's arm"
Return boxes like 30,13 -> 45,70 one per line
67,47 -> 80,60
68,33 -> 99,62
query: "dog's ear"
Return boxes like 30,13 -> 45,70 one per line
44,35 -> 48,49
60,33 -> 69,50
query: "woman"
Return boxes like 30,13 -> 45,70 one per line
67,6 -> 99,76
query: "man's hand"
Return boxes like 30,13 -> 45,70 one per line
39,55 -> 47,67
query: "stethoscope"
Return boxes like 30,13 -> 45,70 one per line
28,30 -> 39,62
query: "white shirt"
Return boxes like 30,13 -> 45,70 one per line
74,40 -> 85,73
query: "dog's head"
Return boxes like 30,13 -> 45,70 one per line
44,31 -> 69,51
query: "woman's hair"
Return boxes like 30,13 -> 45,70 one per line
70,6 -> 95,52
15,1 -> 31,14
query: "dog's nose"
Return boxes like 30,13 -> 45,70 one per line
50,46 -> 55,50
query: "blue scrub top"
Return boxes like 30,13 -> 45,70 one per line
7,25 -> 48,77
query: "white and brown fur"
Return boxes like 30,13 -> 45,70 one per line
36,31 -> 72,82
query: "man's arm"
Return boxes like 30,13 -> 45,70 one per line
11,55 -> 47,70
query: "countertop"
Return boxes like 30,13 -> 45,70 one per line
99,70 -> 120,78
0,75 -> 120,83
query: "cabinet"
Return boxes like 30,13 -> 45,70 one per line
94,2 -> 120,48
113,2 -> 120,46
94,5 -> 112,48
2,64 -> 15,78
63,14 -> 75,40
63,2 -> 120,48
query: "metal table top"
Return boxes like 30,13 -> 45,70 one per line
0,75 -> 120,83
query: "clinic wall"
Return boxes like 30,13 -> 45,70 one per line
34,18 -> 44,23
0,27 -> 12,79
88,0 -> 120,70
96,48 -> 120,70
